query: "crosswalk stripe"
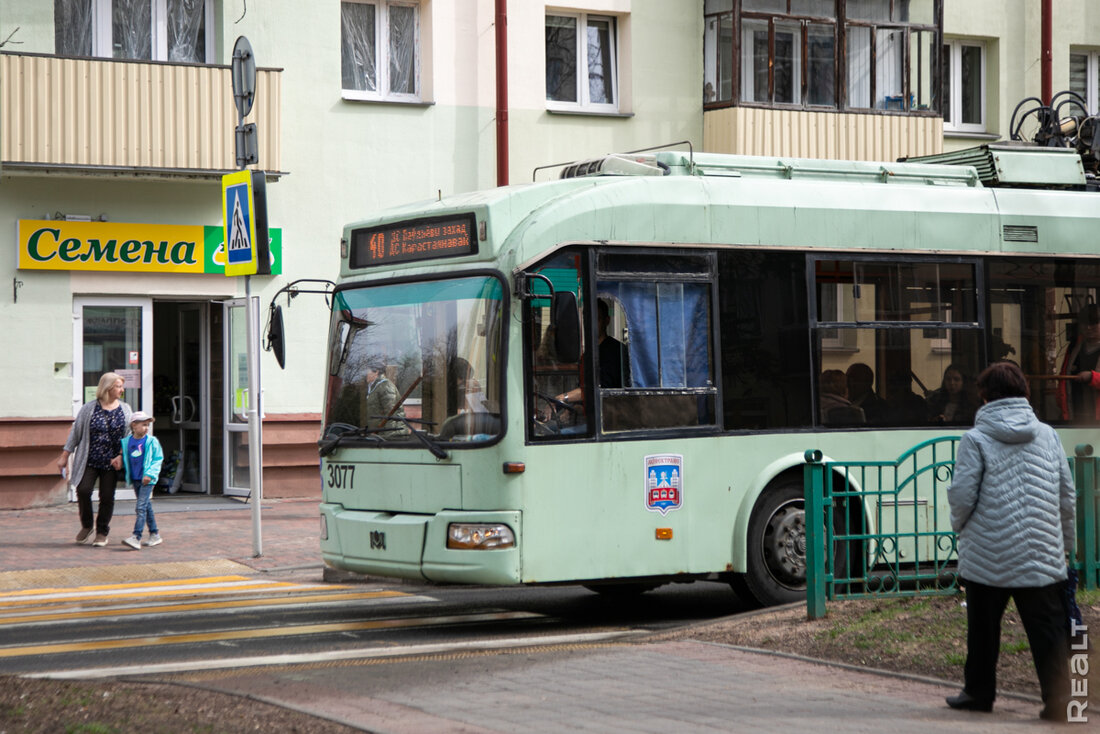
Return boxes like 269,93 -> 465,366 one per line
0,577 -> 347,608
0,610 -> 544,659
0,590 -> 413,626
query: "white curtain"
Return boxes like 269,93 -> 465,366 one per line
168,0 -> 205,63
113,0 -> 152,60
341,2 -> 377,91
388,4 -> 416,95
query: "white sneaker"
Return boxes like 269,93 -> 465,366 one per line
122,535 -> 141,550
145,533 -> 163,547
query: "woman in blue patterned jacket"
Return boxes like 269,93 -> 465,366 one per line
945,361 -> 1076,722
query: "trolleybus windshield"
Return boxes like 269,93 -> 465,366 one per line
322,275 -> 505,447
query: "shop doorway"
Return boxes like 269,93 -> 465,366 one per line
152,301 -> 211,494
71,297 -> 153,502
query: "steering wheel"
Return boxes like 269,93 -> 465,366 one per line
535,391 -> 580,414
323,422 -> 359,439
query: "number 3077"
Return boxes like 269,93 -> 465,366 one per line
326,464 -> 355,489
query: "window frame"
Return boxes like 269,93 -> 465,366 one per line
590,247 -> 722,437
703,0 -> 942,116
56,0 -> 215,63
942,38 -> 986,134
545,11 -> 620,114
341,0 -> 422,103
1070,49 -> 1100,114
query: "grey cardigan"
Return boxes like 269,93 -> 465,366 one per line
948,397 -> 1076,588
64,400 -> 132,488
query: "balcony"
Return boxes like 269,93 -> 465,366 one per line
704,107 -> 943,162
1,52 -> 281,179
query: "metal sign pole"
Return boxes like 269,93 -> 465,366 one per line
230,36 -> 263,557
246,275 -> 263,557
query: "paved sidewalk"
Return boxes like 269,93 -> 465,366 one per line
0,496 -> 1073,732
0,495 -> 324,590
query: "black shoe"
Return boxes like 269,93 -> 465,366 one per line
1039,705 -> 1068,723
946,691 -> 993,712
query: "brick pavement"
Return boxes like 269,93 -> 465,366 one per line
0,495 -> 324,590
0,495 -> 1075,732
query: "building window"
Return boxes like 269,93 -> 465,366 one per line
341,1 -> 420,102
54,0 -> 214,63
1070,50 -> 1100,114
704,0 -> 940,114
546,12 -> 618,112
942,40 -> 985,133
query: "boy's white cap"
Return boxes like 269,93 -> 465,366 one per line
130,411 -> 155,423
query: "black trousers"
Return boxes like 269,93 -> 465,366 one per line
76,466 -> 119,536
962,578 -> 1071,709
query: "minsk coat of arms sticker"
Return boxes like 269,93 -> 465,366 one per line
644,454 -> 683,515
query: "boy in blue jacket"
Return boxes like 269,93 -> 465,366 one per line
120,412 -> 165,550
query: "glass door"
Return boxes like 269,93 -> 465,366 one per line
72,297 -> 153,501
172,304 -> 209,493
223,298 -> 260,497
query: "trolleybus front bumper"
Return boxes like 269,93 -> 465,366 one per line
320,502 -> 522,585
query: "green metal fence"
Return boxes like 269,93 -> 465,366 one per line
804,440 -> 1099,620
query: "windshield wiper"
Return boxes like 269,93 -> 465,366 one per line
369,415 -> 448,460
317,426 -> 386,457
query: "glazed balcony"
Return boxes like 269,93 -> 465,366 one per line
1,52 -> 281,179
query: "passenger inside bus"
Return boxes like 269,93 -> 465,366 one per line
1059,303 -> 1100,423
555,299 -> 630,405
926,364 -> 978,425
884,371 -> 927,425
819,369 -> 864,425
361,360 -> 408,435
846,363 -> 888,425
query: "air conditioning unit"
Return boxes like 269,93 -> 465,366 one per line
559,154 -> 667,179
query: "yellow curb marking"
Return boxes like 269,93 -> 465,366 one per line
0,577 -> 350,608
0,611 -> 542,659
0,590 -> 409,625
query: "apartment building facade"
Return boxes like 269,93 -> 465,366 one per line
0,0 -> 701,508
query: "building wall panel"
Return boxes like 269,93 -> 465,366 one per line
1,53 -> 281,174
704,107 -> 943,162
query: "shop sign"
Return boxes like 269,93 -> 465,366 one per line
16,219 -> 281,275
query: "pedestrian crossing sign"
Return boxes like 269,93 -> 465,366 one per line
221,170 -> 270,276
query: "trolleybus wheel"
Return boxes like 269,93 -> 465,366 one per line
740,479 -> 852,607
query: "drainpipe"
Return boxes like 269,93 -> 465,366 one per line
495,0 -> 509,186
1041,0 -> 1052,105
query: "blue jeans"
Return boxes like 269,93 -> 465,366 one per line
132,481 -> 158,538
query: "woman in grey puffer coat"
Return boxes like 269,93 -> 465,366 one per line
946,361 -> 1076,722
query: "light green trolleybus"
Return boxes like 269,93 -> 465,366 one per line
314,143 -> 1100,607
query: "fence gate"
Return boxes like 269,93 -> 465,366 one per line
803,438 -> 1099,619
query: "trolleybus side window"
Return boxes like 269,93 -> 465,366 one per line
987,258 -> 1100,425
717,249 -> 813,431
811,257 -> 983,428
595,250 -> 719,434
527,251 -> 590,440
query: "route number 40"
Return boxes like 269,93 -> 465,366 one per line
326,464 -> 354,489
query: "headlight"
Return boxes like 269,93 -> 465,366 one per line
319,514 -> 328,541
447,523 -> 515,550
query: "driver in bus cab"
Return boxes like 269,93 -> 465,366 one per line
555,299 -> 630,407
361,359 -> 407,435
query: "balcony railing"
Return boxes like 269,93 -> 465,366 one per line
1,52 -> 281,178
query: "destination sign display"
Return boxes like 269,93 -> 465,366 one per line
350,214 -> 477,269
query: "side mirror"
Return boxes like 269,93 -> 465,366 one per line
552,291 -> 581,363
267,305 -> 286,369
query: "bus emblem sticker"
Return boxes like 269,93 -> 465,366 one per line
644,454 -> 683,515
